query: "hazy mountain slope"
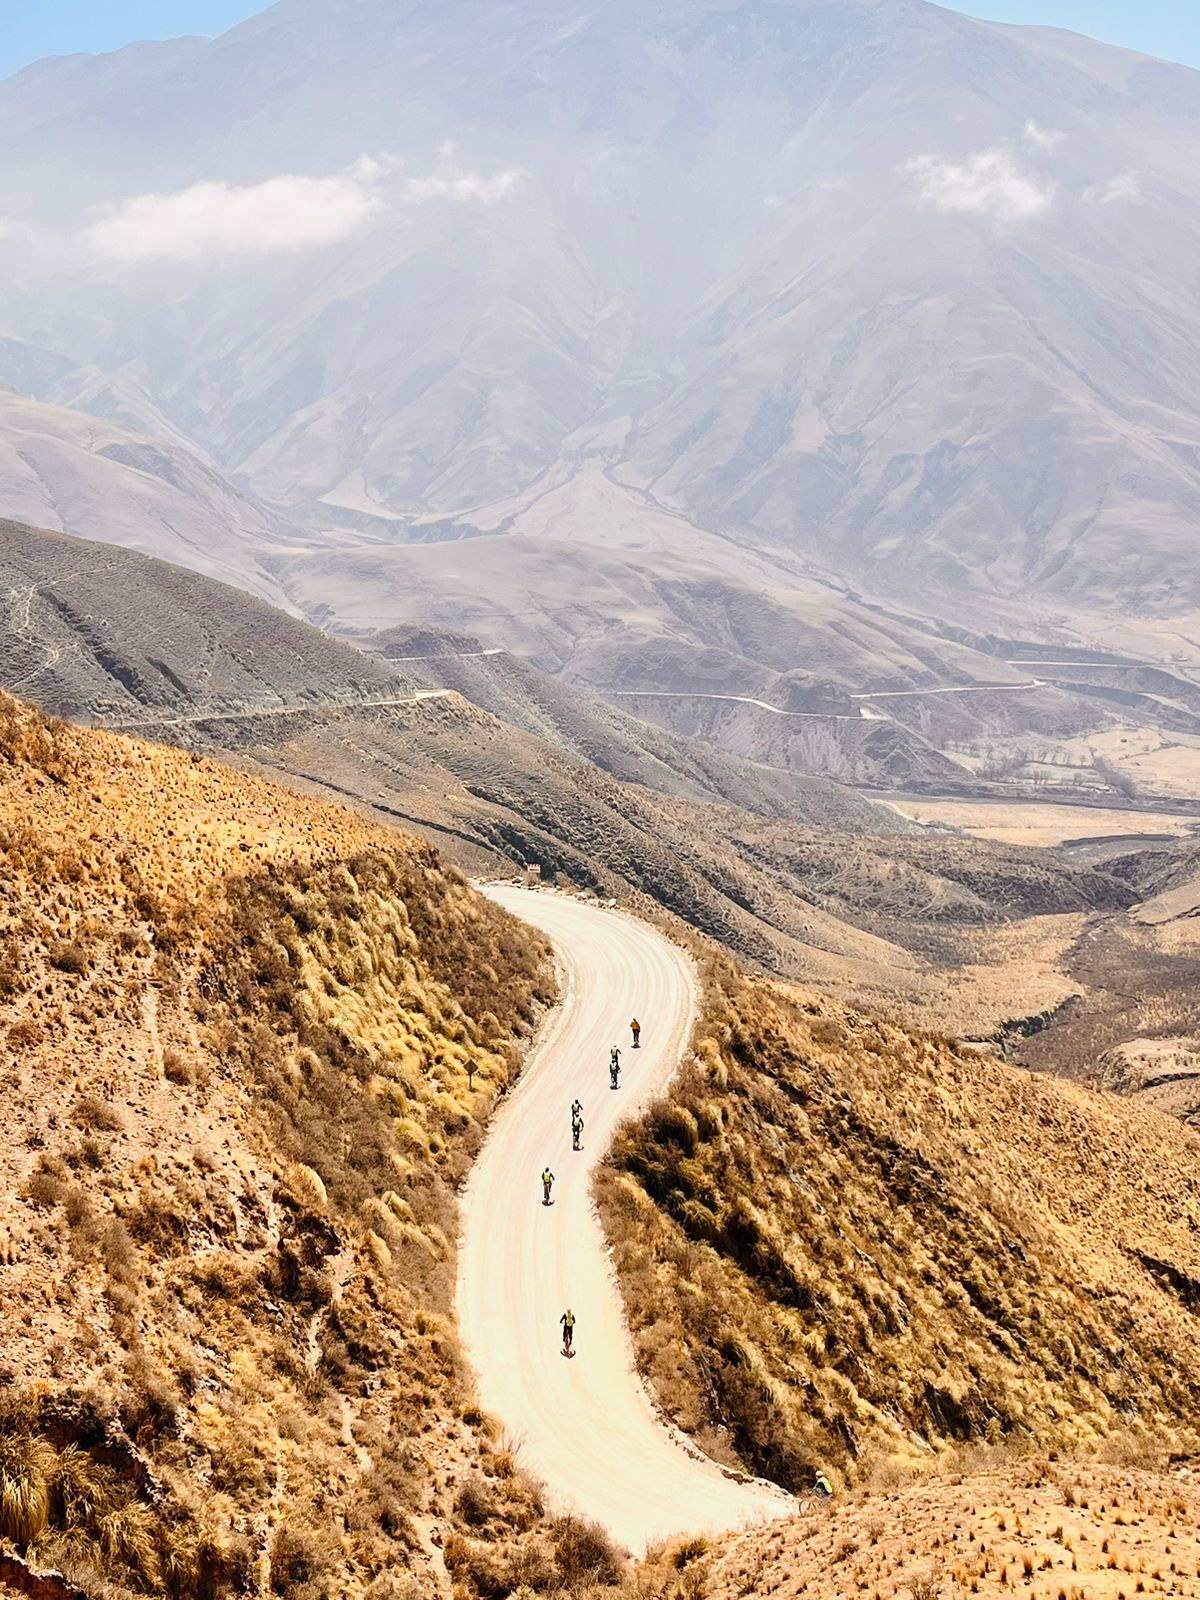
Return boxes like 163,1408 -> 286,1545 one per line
0,391 -> 293,602
0,516 -> 901,830
371,622 -> 909,830
1,0 -> 1198,645
0,517 -> 406,717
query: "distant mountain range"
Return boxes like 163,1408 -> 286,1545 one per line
1,0 -> 1199,712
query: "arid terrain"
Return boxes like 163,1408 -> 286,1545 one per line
4,689 -> 1200,1600
5,0 -> 1200,1595
0,691 -> 568,1598
599,955 -> 1200,1494
690,1460 -> 1200,1600
8,515 -> 1200,1119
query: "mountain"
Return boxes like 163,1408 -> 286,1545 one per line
0,0 -> 1199,712
0,516 -> 403,715
0,0 -> 1196,665
0,389 -> 295,602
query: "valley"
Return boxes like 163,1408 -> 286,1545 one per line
3,0 -> 1200,1597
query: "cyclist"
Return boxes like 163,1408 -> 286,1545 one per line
560,1308 -> 575,1353
609,1056 -> 620,1089
630,1018 -> 641,1048
814,1470 -> 833,1499
572,1110 -> 584,1150
541,1167 -> 555,1206
571,1097 -> 583,1120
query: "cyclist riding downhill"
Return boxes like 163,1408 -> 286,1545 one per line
609,1052 -> 620,1089
560,1308 -> 576,1355
571,1110 -> 584,1150
630,1017 -> 641,1048
571,1097 -> 583,1120
541,1167 -> 555,1206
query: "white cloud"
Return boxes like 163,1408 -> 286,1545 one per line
85,158 -> 385,264
905,146 -> 1055,223
400,167 -> 528,204
1023,119 -> 1065,150
1083,172 -> 1140,206
83,154 -> 530,267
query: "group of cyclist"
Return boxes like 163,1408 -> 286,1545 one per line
544,1017 -> 642,1355
539,1014 -> 835,1498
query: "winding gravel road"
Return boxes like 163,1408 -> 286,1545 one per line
458,887 -> 794,1553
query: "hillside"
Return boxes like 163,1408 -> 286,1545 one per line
10,519 -> 1198,1104
0,691 -> 562,1599
0,518 -> 406,719
681,1459 -> 1200,1600
599,953 -> 1200,1493
370,622 -> 913,828
5,690 -> 1200,1599
0,394 -> 294,605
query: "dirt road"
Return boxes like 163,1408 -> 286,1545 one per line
458,887 -> 794,1553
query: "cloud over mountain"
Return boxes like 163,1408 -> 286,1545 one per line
85,158 -> 387,264
905,143 -> 1055,222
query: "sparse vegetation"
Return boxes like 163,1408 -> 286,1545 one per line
600,952 -> 1200,1489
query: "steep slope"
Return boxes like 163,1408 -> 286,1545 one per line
599,952 -> 1200,1491
0,517 -> 408,717
0,691 -> 558,1598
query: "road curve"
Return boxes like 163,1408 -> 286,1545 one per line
457,887 -> 794,1553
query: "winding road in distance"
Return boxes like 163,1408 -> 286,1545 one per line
458,886 -> 794,1553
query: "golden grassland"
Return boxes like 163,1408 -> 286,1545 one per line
0,693 -> 586,1600
10,692 -> 1200,1600
689,1458 -> 1200,1600
599,954 -> 1200,1495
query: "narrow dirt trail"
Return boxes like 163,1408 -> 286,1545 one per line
458,887 -> 794,1553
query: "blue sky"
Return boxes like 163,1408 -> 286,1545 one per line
0,0 -> 1196,80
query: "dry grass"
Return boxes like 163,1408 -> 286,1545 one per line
599,952 -> 1200,1491
879,797 -> 1199,849
0,691 -> 558,1599
690,1460 -> 1200,1600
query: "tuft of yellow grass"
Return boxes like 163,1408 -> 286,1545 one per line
600,951 -> 1200,1492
